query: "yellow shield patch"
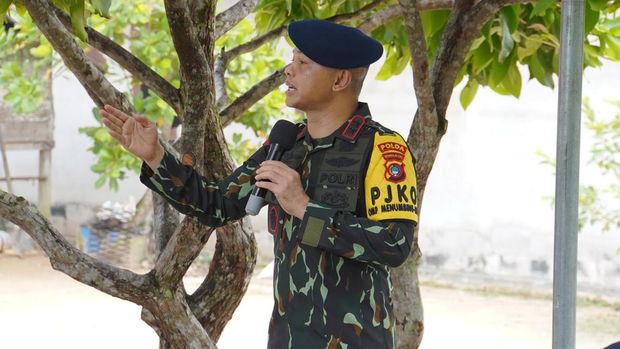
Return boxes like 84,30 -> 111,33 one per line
365,133 -> 418,222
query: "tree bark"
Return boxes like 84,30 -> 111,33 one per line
188,219 -> 257,341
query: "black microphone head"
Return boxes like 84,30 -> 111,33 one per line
268,120 -> 298,150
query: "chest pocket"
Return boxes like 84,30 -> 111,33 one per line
309,136 -> 371,213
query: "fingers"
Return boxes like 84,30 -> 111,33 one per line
101,105 -> 152,135
133,114 -> 153,127
101,110 -> 123,133
254,169 -> 279,183
103,104 -> 130,122
255,165 -> 295,183
255,161 -> 295,179
260,160 -> 291,170
254,180 -> 275,192
107,129 -> 124,144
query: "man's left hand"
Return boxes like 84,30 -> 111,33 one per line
254,160 -> 309,219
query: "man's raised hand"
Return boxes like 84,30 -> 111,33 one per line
100,105 -> 164,170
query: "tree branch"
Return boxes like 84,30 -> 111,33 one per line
187,0 -> 217,66
214,49 -> 229,109
22,0 -> 132,111
215,0 -> 260,38
358,4 -> 401,34
222,26 -> 288,63
412,0 -> 533,10
429,0 -> 476,121
400,0 -> 438,128
188,219 -> 257,341
329,0 -> 386,23
0,191 -> 153,304
47,4 -> 182,116
164,0 -> 211,107
219,68 -> 285,127
153,217 -> 215,289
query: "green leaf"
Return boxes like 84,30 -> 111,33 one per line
500,6 -> 518,33
94,176 -> 107,189
531,0 -> 555,18
588,0 -> 610,11
517,34 -> 543,61
489,55 -> 510,86
599,17 -> 620,36
69,0 -> 88,42
90,162 -> 106,173
419,10 -> 450,37
110,177 -> 119,191
29,44 -> 52,58
0,0 -> 12,24
232,133 -> 242,143
460,78 -> 479,110
94,127 -> 109,141
602,35 -> 620,60
376,46 -> 408,80
498,11 -> 515,63
472,41 -> 493,74
503,62 -> 522,98
90,0 -> 111,18
527,51 -> 554,88
584,3 -> 600,35
14,1 -> 25,16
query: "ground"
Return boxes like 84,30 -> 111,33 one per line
0,254 -> 618,348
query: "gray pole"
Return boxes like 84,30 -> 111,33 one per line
0,125 -> 13,194
553,1 -> 585,348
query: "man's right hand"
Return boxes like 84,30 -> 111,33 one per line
100,104 -> 164,170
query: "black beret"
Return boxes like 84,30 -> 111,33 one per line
288,19 -> 383,69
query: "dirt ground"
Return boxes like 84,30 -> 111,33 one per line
0,254 -> 618,349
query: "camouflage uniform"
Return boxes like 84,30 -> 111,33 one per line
140,103 -> 418,349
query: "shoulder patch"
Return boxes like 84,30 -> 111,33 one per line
364,132 -> 418,222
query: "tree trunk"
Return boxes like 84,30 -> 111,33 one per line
189,219 -> 257,341
392,245 -> 425,349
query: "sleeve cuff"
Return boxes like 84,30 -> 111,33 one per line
298,200 -> 339,247
139,149 -> 175,183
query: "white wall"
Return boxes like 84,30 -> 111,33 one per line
3,70 -> 146,206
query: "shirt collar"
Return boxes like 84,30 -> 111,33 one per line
297,102 -> 373,149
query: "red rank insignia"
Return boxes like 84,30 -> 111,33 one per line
377,141 -> 407,183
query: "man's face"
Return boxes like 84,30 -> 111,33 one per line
283,49 -> 339,111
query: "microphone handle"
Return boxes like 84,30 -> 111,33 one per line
245,143 -> 285,215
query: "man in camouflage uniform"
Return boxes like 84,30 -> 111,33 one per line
102,19 -> 418,349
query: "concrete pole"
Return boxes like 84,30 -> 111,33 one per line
0,125 -> 13,194
552,1 -> 585,348
38,149 -> 52,219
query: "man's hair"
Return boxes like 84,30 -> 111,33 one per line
349,66 -> 369,97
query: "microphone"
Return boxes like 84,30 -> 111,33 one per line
245,120 -> 299,216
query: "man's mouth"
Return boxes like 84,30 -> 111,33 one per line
285,81 -> 297,92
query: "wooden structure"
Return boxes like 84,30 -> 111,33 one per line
0,77 -> 54,218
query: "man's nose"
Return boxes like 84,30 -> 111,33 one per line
284,63 -> 293,76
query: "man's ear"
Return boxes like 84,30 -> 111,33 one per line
332,69 -> 352,92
